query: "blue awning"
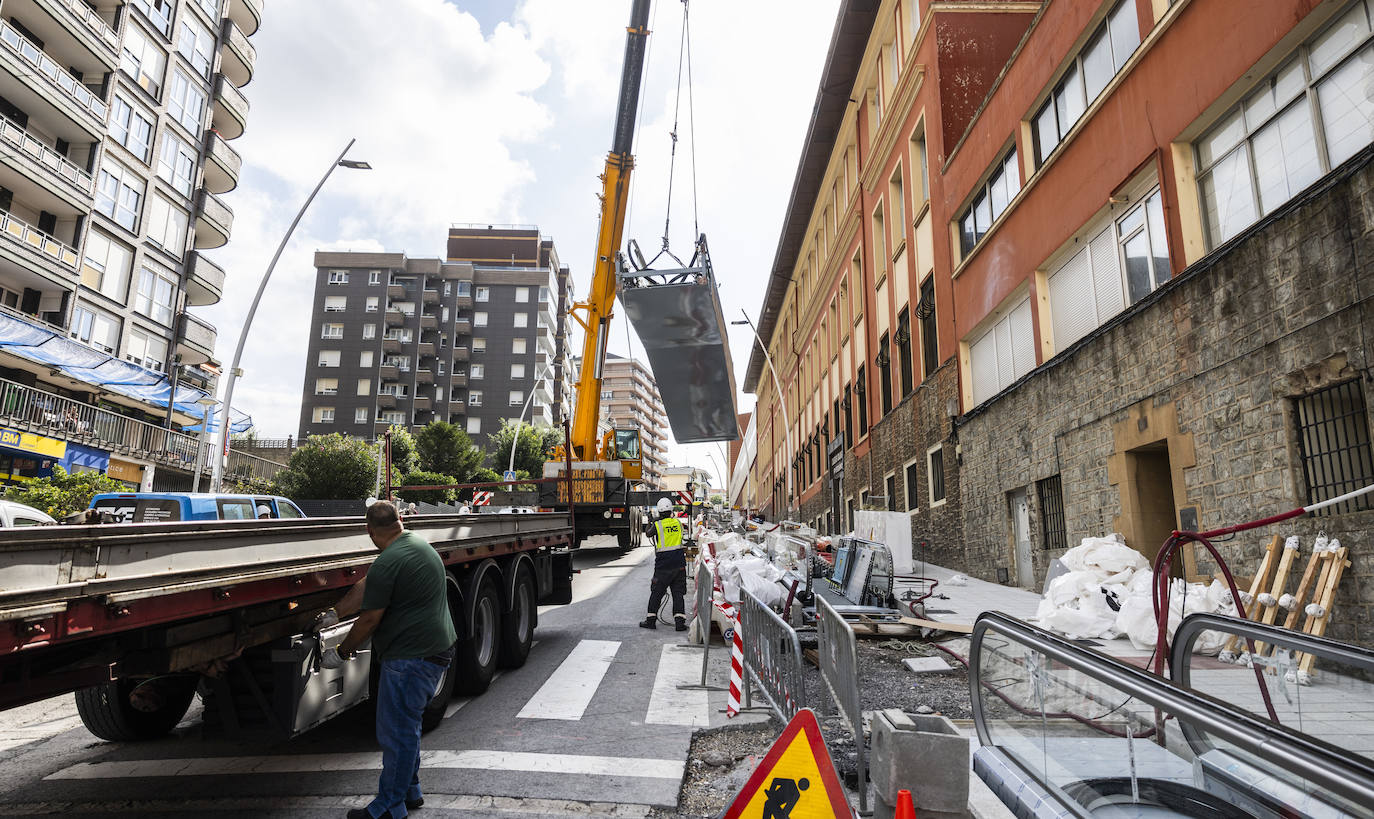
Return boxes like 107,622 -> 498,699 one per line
59,442 -> 110,473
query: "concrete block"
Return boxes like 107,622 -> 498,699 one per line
903,656 -> 953,673
869,709 -> 970,813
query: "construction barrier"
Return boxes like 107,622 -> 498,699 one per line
816,593 -> 868,814
739,587 -> 807,722
694,557 -> 714,686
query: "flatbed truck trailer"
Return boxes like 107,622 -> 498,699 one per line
0,512 -> 575,741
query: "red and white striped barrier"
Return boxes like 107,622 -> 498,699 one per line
676,490 -> 693,506
472,490 -> 494,507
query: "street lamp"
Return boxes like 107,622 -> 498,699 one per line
191,395 -> 218,492
210,139 -> 371,491
508,363 -> 554,477
731,311 -> 794,521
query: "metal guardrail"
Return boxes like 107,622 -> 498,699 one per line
740,587 -> 807,721
694,557 -> 713,685
0,20 -> 107,120
816,593 -> 868,813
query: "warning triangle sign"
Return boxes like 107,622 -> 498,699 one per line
720,708 -> 855,819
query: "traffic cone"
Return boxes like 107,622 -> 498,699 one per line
895,788 -> 916,819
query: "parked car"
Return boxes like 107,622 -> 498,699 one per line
88,493 -> 306,523
0,499 -> 56,527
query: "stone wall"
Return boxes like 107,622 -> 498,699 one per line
956,148 -> 1374,646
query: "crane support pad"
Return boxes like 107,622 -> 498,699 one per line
620,279 -> 739,443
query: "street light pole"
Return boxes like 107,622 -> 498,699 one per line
190,396 -> 218,492
732,311 -> 794,521
210,139 -> 371,491
507,363 -> 554,477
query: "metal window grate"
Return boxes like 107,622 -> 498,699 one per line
1037,474 -> 1067,551
929,447 -> 945,503
1296,380 -> 1374,516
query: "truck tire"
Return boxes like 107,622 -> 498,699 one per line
75,676 -> 197,741
498,564 -> 536,669
454,577 -> 500,695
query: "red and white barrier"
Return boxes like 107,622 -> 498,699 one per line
472,490 -> 494,507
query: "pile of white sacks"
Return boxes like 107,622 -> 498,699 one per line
696,527 -> 810,610
1034,534 -> 1239,653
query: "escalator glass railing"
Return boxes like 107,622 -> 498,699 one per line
970,611 -> 1374,818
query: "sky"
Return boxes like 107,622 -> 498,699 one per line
200,0 -> 841,487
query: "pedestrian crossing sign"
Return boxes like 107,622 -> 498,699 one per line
720,708 -> 854,818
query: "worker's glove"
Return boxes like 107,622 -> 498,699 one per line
312,607 -> 340,633
320,648 -> 348,669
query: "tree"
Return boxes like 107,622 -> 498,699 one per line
274,434 -> 378,500
386,424 -> 419,474
399,471 -> 456,506
485,419 -> 561,478
415,421 -> 485,480
4,467 -> 125,519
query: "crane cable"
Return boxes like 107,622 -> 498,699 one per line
656,0 -> 699,265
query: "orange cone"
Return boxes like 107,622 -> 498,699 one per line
895,788 -> 916,819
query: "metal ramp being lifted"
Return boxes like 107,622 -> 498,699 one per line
618,234 -> 739,443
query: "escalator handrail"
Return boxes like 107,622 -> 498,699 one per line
1171,611 -> 1374,685
969,611 -> 1374,811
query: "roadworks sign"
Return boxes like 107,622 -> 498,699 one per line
720,708 -> 854,819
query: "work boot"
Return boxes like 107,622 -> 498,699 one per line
675,618 -> 688,632
639,616 -> 656,629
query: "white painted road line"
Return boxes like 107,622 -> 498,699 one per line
5,795 -> 654,816
44,749 -> 683,781
516,639 -> 620,721
644,643 -> 709,726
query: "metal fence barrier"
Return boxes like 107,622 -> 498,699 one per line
740,587 -> 807,722
817,593 -> 868,813
695,557 -> 714,685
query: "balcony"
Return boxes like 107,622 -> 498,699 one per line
202,129 -> 241,195
176,311 -> 217,366
419,313 -> 437,330
376,392 -> 397,409
449,400 -> 465,413
379,364 -> 399,381
219,18 -> 256,87
415,369 -> 434,385
453,346 -> 469,362
382,337 -> 402,354
422,288 -> 439,304
412,395 -> 432,411
228,0 -> 262,36
0,20 -> 106,138
14,0 -> 120,71
450,372 -> 466,388
0,209 -> 78,275
453,318 -> 472,335
0,116 -> 93,215
193,188 -> 233,249
211,74 -> 249,140
455,291 -> 472,309
184,251 -> 225,306
416,341 -> 435,358
385,308 -> 409,328
387,283 -> 406,298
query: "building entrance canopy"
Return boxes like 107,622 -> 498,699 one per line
0,312 -> 252,432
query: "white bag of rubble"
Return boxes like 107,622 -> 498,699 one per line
1034,570 -> 1122,639
1059,534 -> 1148,583
1116,576 -> 1239,652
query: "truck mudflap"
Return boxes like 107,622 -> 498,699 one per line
539,551 -> 573,606
267,623 -> 370,738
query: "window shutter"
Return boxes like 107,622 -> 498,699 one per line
1049,245 -> 1096,351
970,328 -> 998,405
1009,298 -> 1036,380
1088,224 -> 1124,322
994,317 -> 1014,388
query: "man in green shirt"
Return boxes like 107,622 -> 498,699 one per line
319,500 -> 456,819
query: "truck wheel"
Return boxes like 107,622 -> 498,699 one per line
420,650 -> 457,733
75,676 -> 197,741
499,565 -> 536,669
454,578 -> 500,695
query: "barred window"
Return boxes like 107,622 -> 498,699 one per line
1037,474 -> 1068,550
1296,380 -> 1374,515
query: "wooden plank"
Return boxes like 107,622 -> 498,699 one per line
1281,548 -> 1323,631
1223,535 -> 1279,655
1299,548 -> 1350,676
1255,538 -> 1298,655
899,616 -> 975,634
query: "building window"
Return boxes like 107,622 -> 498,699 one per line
125,327 -> 167,371
927,444 -> 946,506
329,270 -> 349,284
362,323 -> 376,339
357,378 -> 372,396
968,295 -> 1035,405
355,407 -> 369,424
475,286 -> 489,302
1037,474 -> 1067,550
888,166 -> 905,250
509,391 -> 524,406
1296,380 -> 1374,515
1032,0 -> 1141,165
167,69 -> 207,135
474,312 -> 488,327
109,95 -> 155,163
96,162 -> 144,232
120,24 -> 166,95
514,313 -> 529,328
130,0 -> 173,35
472,338 -> 486,352
369,270 -> 381,285
366,296 -> 379,312
885,473 -> 897,512
511,364 -> 526,379
539,286 -> 550,302
457,281 -> 472,297
324,296 -> 347,312
360,350 -> 373,367
314,378 -> 338,396
469,390 -> 482,406
1198,2 -> 1374,247
318,350 -> 340,367
855,366 -> 868,437
958,147 -> 1021,256
312,407 -> 335,424
513,337 -> 527,354
471,364 -> 484,379
918,276 -> 937,379
467,417 -> 481,434
134,265 -> 176,325
515,286 -> 530,303
177,15 -> 215,79
910,126 -> 929,205
536,314 -> 549,330
322,323 -> 343,339
70,304 -> 120,354
877,333 -> 892,415
145,195 -> 188,257
82,230 -> 134,300
843,384 -> 854,445
905,459 -> 921,511
156,131 -> 197,197
896,307 -> 913,397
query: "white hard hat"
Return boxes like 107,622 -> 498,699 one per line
656,497 -> 673,514
256,505 -> 272,518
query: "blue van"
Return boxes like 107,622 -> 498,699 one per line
88,492 -> 306,523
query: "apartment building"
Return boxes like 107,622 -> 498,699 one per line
0,0 -> 264,489
599,352 -> 669,487
748,0 -> 1374,645
299,227 -> 572,452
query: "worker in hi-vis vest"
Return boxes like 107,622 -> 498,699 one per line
640,497 -> 688,631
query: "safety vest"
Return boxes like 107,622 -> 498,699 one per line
654,516 -> 684,551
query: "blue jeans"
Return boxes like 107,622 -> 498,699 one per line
368,657 -> 445,819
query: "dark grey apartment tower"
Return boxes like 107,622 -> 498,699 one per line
299,226 -> 572,453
